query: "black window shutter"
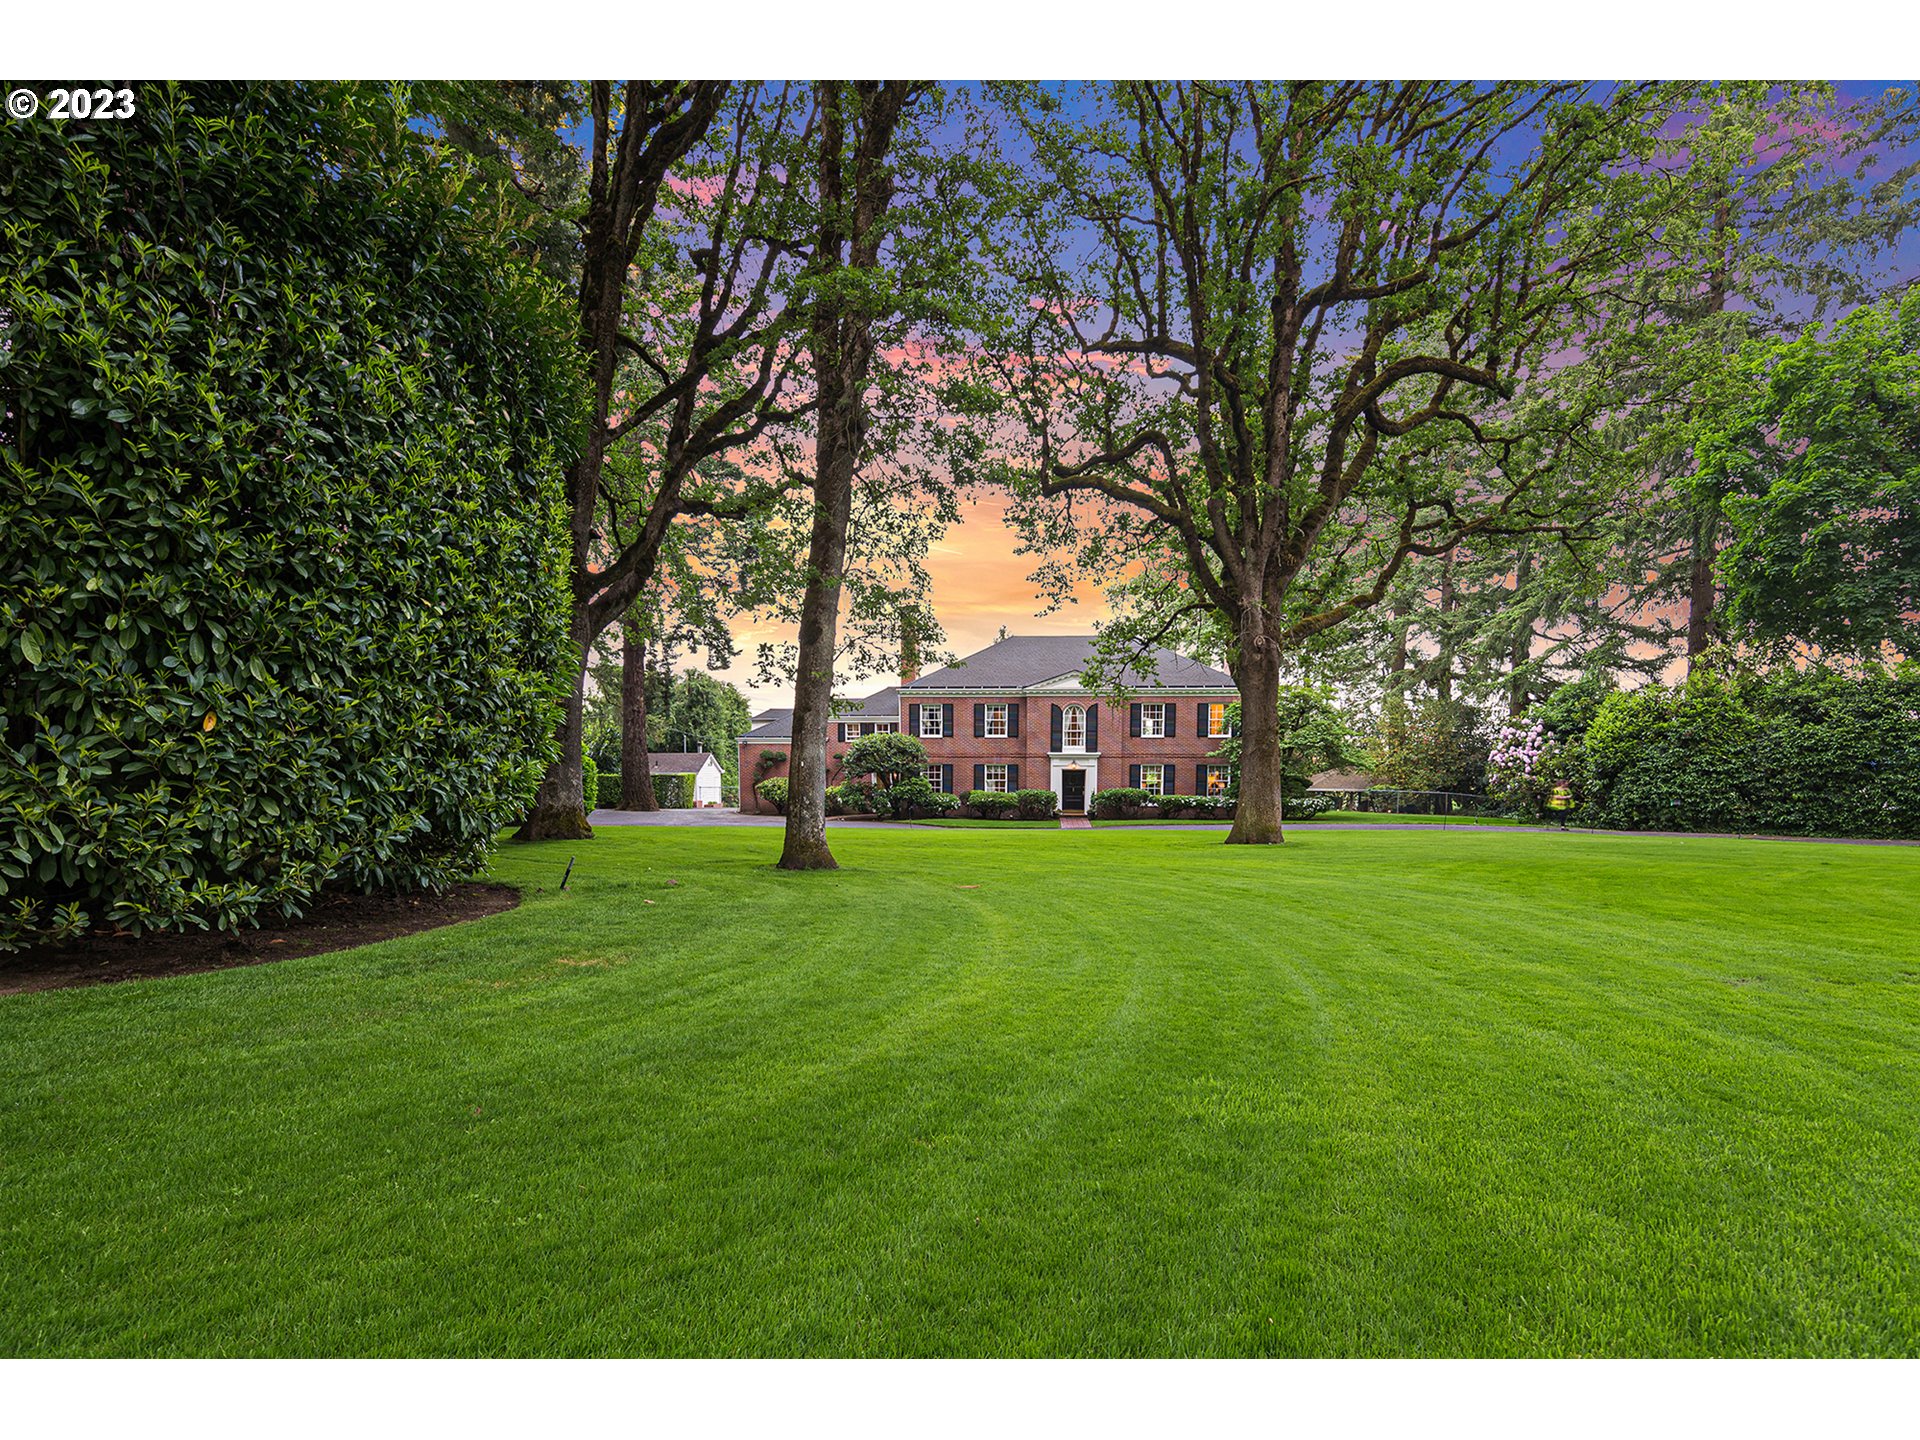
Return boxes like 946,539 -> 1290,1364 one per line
1050,704 -> 1063,750
1129,763 -> 1141,788
1007,702 -> 1020,738
1008,764 -> 1020,791
942,702 -> 954,737
973,703 -> 985,738
1197,701 -> 1209,736
945,764 -> 955,793
1166,703 -> 1177,738
1198,764 -> 1209,794
1086,705 -> 1099,750
909,703 -> 920,733
973,763 -> 985,793
1129,703 -> 1141,737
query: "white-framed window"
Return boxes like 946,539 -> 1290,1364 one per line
1140,764 -> 1166,796
877,722 -> 896,733
985,703 -> 1008,738
920,706 -> 943,738
1141,702 -> 1166,738
1203,764 -> 1233,795
1063,704 -> 1086,751
924,765 -> 945,790
1207,702 -> 1228,737
984,764 -> 1010,793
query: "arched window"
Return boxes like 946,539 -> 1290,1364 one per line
1063,704 -> 1086,750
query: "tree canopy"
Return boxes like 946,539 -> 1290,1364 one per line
1700,283 -> 1920,661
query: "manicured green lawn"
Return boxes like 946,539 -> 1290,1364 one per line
910,818 -> 1061,828
4,826 -> 1918,1356
1090,813 -> 1529,827
1304,811 -> 1530,825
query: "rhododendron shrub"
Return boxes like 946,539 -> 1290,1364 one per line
1,84 -> 576,948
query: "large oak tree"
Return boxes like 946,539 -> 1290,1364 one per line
431,81 -> 821,839
968,81 -> 1693,842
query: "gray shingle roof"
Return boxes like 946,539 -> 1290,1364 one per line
901,635 -> 1233,691
647,751 -> 718,775
736,686 -> 903,743
740,710 -> 794,742
840,686 -> 901,720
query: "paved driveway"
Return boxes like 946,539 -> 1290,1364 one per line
589,808 -> 921,830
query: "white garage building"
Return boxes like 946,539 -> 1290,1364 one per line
649,751 -> 724,807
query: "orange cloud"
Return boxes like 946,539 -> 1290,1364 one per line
710,491 -> 1112,712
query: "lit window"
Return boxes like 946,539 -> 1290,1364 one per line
924,765 -> 945,790
985,764 -> 1009,793
1141,764 -> 1165,796
1207,702 -> 1228,737
1063,705 -> 1085,750
920,706 -> 943,738
1204,765 -> 1233,795
1141,703 -> 1165,738
986,703 -> 1008,738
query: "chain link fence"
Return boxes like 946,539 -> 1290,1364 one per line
1305,788 -> 1522,823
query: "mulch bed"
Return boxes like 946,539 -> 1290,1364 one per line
0,882 -> 521,997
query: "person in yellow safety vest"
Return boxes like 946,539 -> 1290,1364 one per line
1547,784 -> 1572,829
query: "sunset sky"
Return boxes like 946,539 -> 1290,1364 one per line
713,490 -> 1116,712
678,83 -> 1920,717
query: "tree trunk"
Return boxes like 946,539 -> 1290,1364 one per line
1685,499 -> 1721,674
1226,614 -> 1285,845
1384,587 -> 1412,753
513,609 -> 594,841
777,444 -> 856,870
777,80 -> 917,873
1685,202 -> 1732,679
1507,549 -> 1534,718
620,622 -> 659,810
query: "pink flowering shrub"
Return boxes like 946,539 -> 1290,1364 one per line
1487,718 -> 1575,817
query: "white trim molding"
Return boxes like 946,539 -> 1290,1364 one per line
1049,755 -> 1098,813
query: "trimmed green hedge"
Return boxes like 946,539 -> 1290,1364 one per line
1091,789 -> 1242,821
1159,793 -> 1236,820
0,84 -> 577,948
1011,788 -> 1059,820
1091,787 -> 1154,819
592,772 -> 693,808
963,791 -> 1021,819
1583,665 -> 1920,837
827,780 -> 879,816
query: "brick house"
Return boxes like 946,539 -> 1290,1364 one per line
737,634 -> 1239,816
736,688 -> 900,813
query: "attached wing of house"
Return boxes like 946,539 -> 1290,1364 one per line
737,633 -> 1239,815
